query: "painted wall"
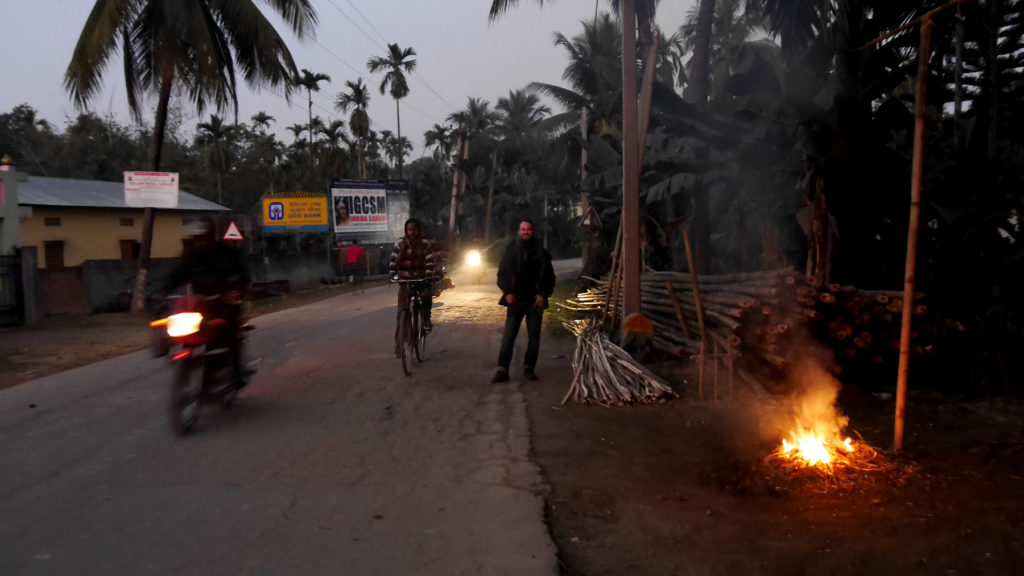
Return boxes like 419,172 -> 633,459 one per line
19,207 -> 217,268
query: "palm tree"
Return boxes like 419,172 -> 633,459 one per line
446,97 -> 501,240
490,0 -> 659,317
319,119 -> 350,176
492,90 -> 551,242
335,78 -> 372,178
424,122 -> 457,205
378,130 -> 413,172
287,123 -> 308,144
65,0 -> 317,312
295,68 -> 332,170
250,112 -> 276,135
194,114 -> 237,206
367,43 -> 417,178
423,123 -> 455,165
531,13 -> 623,137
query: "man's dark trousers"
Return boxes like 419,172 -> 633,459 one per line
498,301 -> 543,371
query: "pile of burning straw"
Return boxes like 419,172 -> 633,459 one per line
562,319 -> 678,406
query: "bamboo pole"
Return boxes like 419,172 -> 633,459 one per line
665,281 -> 692,340
683,229 -> 709,399
895,15 -> 934,452
604,224 -> 625,329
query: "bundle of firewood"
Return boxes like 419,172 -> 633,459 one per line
561,319 -> 678,406
562,268 -> 933,384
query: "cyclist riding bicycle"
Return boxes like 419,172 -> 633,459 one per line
389,218 -> 437,356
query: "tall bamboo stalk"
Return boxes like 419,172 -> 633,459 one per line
896,16 -> 933,452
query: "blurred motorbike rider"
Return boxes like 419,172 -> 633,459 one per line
163,219 -> 252,384
388,218 -> 437,355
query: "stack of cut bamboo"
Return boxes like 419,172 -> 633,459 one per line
562,268 -> 931,384
562,319 -> 678,406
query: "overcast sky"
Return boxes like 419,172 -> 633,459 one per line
0,0 -> 694,161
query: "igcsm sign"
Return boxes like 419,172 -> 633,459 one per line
262,197 -> 329,233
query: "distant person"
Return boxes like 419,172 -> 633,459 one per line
336,198 -> 351,226
492,220 -> 555,383
388,219 -> 437,355
345,239 -> 366,283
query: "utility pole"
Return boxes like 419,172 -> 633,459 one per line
620,0 -> 641,318
447,131 -> 464,245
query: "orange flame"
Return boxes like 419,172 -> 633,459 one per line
776,427 -> 857,472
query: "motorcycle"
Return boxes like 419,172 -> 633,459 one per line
150,291 -> 253,434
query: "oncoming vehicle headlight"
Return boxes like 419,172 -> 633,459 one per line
465,250 -> 482,267
166,312 -> 203,337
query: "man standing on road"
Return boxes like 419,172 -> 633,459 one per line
493,220 -> 555,383
389,219 -> 436,356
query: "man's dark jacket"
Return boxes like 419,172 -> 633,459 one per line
496,238 -> 555,307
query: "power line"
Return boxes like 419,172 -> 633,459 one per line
320,0 -> 458,116
344,0 -> 391,47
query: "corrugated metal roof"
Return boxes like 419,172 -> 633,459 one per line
15,176 -> 229,212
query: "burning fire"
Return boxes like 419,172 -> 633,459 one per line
776,427 -> 857,471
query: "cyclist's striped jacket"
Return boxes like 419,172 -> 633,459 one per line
389,236 -> 436,281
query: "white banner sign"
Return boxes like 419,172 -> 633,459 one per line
331,186 -> 389,233
124,171 -> 179,208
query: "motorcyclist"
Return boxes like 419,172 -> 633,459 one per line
163,219 -> 252,385
388,218 -> 437,355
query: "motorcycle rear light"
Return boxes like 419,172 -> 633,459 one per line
171,349 -> 193,361
150,318 -> 168,328
166,312 -> 203,337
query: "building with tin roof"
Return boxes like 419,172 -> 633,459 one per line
13,175 -> 228,269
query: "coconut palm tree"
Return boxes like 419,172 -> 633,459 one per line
295,68 -> 331,170
195,114 -> 237,206
335,78 -> 372,178
65,0 -> 317,312
530,12 -> 622,137
367,43 -> 417,179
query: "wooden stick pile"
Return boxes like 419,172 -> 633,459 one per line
561,319 -> 678,406
562,268 -> 932,387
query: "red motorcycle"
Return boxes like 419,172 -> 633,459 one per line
150,292 -> 253,434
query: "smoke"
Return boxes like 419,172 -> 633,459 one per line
783,356 -> 849,439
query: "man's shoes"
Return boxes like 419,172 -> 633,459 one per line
423,319 -> 433,333
491,369 -> 510,384
524,367 -> 538,381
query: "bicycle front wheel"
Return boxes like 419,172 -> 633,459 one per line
398,309 -> 412,376
412,305 -> 425,363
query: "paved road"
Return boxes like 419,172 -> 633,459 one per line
0,261 -> 575,575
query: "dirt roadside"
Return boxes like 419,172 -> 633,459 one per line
3,280 -> 1023,574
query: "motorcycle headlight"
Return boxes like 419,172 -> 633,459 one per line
465,250 -> 482,267
166,312 -> 203,337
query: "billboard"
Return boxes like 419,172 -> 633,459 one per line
331,180 -> 389,233
124,171 -> 178,208
261,197 -> 329,232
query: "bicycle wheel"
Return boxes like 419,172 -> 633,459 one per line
408,304 -> 421,364
415,301 -> 428,362
412,302 -> 424,363
398,309 -> 412,376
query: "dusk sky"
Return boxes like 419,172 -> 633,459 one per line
0,0 -> 694,160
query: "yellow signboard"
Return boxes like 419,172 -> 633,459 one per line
262,198 -> 328,227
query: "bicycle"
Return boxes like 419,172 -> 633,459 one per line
394,278 -> 432,376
